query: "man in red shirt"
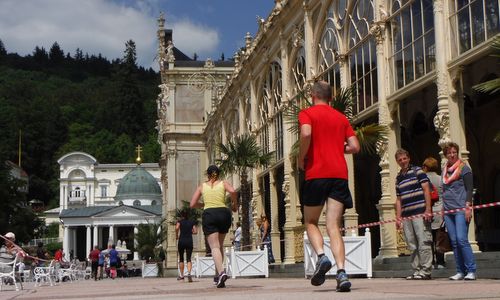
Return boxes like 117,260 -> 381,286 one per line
299,80 -> 360,292
88,245 -> 100,281
54,248 -> 64,262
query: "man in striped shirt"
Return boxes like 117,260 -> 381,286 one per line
395,149 -> 433,280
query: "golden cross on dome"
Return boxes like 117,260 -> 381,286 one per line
135,145 -> 142,165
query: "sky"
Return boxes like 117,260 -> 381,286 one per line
0,0 -> 275,70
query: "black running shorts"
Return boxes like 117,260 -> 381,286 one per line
301,178 -> 353,208
202,207 -> 232,235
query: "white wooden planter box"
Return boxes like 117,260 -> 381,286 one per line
142,263 -> 159,278
193,255 -> 216,278
193,246 -> 270,279
304,228 -> 372,278
225,246 -> 269,279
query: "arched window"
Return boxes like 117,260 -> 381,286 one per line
263,62 -> 284,160
347,0 -> 378,114
450,0 -> 499,56
133,200 -> 141,206
390,0 -> 435,90
292,47 -> 306,94
318,10 -> 341,93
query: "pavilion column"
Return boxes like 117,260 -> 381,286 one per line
432,0 -> 478,250
108,225 -> 114,246
93,225 -> 98,249
269,169 -> 281,263
371,4 -> 400,260
63,226 -> 69,261
85,225 -> 92,258
133,226 -> 139,260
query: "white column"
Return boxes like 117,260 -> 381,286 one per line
86,225 -> 91,259
133,226 -> 139,260
108,225 -> 114,246
71,228 -> 77,260
93,225 -> 98,248
63,226 -> 69,261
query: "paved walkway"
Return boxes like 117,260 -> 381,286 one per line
1,277 -> 499,300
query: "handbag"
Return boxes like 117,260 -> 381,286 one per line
436,226 -> 452,253
430,183 -> 439,203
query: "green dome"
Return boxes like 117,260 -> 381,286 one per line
115,166 -> 161,202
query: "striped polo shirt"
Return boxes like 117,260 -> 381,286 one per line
396,166 -> 429,217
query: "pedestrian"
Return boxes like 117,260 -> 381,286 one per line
298,80 -> 360,292
233,222 -> 241,251
422,157 -> 446,269
0,232 -> 23,284
176,210 -> 197,282
259,216 -> 275,263
35,242 -> 47,267
89,245 -> 100,281
441,142 -> 477,280
190,165 -> 238,288
395,149 -> 433,280
108,244 -> 119,279
97,248 -> 105,279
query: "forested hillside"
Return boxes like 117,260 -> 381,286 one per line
0,39 -> 161,208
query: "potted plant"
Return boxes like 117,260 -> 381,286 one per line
136,219 -> 167,277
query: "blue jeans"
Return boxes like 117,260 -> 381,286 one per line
444,212 -> 476,274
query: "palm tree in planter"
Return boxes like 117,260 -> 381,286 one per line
136,219 -> 167,276
216,134 -> 274,251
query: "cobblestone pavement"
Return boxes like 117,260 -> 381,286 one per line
1,277 -> 499,300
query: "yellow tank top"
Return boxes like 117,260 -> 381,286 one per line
202,181 -> 226,209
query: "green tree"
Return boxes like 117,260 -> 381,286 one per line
122,40 -> 137,69
0,164 -> 42,243
49,42 -> 65,65
0,39 -> 6,57
216,134 -> 274,250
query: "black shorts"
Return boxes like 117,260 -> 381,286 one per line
301,178 -> 353,208
202,207 -> 232,235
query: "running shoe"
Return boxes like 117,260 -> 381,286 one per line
336,270 -> 351,292
187,274 -> 193,282
310,255 -> 332,286
216,271 -> 227,288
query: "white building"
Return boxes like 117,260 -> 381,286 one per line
53,151 -> 162,261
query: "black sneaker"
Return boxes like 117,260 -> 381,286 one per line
187,274 -> 193,282
311,255 -> 332,286
213,276 -> 218,285
216,271 -> 227,288
336,270 -> 351,292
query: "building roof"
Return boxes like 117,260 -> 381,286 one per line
174,60 -> 235,68
60,205 -> 162,218
114,165 -> 162,201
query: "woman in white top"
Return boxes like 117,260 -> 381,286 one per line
190,165 -> 237,288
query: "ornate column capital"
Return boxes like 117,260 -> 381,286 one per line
370,22 -> 386,46
433,0 -> 444,13
433,110 -> 451,147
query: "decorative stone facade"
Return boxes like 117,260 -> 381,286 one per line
157,0 -> 500,265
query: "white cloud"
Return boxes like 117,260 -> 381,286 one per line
0,0 -> 220,69
171,19 -> 219,59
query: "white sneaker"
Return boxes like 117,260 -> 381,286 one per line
449,273 -> 464,280
437,264 -> 445,269
464,272 -> 477,280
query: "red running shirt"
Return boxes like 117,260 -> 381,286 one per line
298,105 -> 355,180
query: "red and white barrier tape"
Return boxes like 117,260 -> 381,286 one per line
342,201 -> 500,232
0,234 -> 52,262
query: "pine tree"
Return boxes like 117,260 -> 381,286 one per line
123,40 -> 137,69
0,39 -> 7,56
49,42 -> 65,65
